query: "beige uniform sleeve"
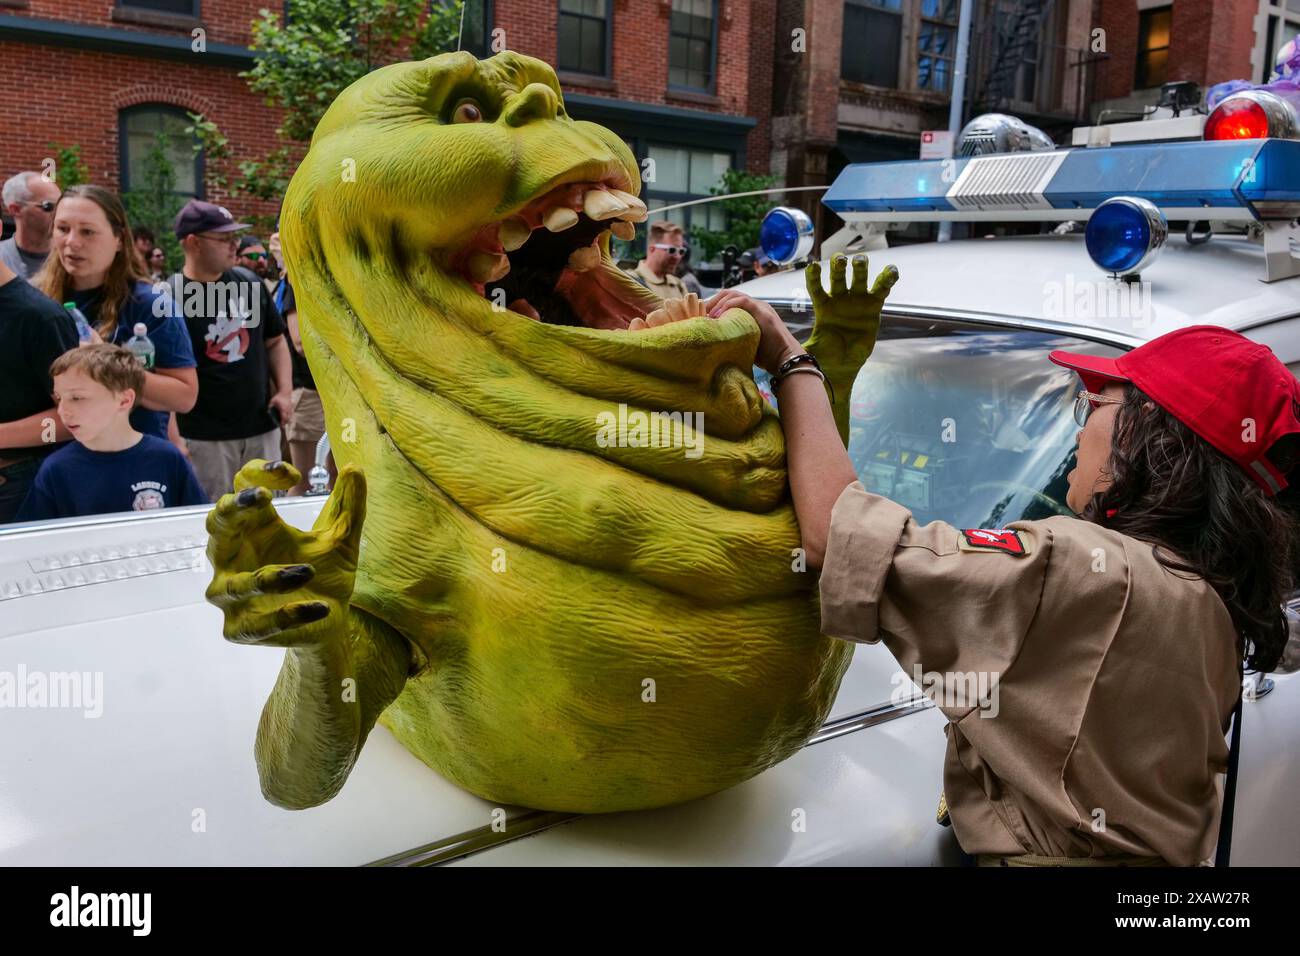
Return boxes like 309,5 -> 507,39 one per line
819,481 -> 1053,721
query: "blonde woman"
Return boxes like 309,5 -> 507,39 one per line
33,185 -> 197,438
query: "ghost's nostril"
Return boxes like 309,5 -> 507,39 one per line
503,82 -> 559,127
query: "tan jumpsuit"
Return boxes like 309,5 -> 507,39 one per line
818,481 -> 1242,866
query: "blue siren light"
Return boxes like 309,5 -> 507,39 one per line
1084,197 -> 1169,276
760,206 -> 815,265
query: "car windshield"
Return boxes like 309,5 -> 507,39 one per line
771,312 -> 1125,527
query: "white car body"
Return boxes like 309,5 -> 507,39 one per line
1,229 -> 1296,866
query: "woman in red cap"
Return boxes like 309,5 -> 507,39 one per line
707,254 -> 1300,867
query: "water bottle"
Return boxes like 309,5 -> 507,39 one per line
125,323 -> 156,370
64,302 -> 94,344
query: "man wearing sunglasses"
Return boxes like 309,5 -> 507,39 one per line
0,170 -> 60,279
237,234 -> 273,283
624,220 -> 688,300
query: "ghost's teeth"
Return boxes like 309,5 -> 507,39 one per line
567,244 -> 600,272
610,220 -> 635,241
608,189 -> 648,222
627,317 -> 647,331
583,189 -> 628,220
544,207 -> 580,232
499,218 -> 531,251
469,251 -> 510,283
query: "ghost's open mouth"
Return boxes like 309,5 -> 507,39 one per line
444,172 -> 706,332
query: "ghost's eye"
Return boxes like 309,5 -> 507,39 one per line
452,100 -> 483,124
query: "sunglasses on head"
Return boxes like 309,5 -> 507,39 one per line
652,243 -> 688,256
24,200 -> 56,213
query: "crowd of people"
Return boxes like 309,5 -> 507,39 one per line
0,167 -> 737,527
0,169 -> 336,525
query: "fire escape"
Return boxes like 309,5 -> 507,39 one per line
975,0 -> 1057,111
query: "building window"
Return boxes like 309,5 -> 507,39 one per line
641,144 -> 730,259
458,0 -> 494,57
1261,11 -> 1300,84
842,0 -> 903,88
669,0 -> 716,91
558,0 -> 610,76
119,106 -> 203,199
917,0 -> 958,92
1136,6 -> 1172,89
116,0 -> 199,14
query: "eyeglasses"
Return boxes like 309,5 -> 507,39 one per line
1073,389 -> 1124,428
23,200 -> 56,213
196,233 -> 240,246
652,243 -> 688,256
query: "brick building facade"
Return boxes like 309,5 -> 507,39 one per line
0,0 -> 284,220
770,0 -> 1102,244
1092,0 -> 1263,119
1,1 -> 777,260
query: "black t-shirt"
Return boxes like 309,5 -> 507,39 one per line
0,275 -> 78,458
276,278 -> 316,391
171,268 -> 287,441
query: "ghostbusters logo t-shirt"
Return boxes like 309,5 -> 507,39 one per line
168,268 -> 287,442
14,434 -> 209,522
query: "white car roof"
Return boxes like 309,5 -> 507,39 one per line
738,232 -> 1300,348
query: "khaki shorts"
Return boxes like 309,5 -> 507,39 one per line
286,387 -> 326,444
185,426 -> 283,501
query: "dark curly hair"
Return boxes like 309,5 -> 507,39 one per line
1081,384 -> 1300,673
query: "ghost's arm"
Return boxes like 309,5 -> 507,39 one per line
206,461 -> 414,809
803,255 -> 898,443
254,605 -> 412,809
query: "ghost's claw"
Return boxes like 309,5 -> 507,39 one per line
224,600 -> 335,646
234,458 -> 302,493
206,563 -> 316,609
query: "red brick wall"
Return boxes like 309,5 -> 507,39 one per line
1094,0 -> 1140,100
1,0 -> 773,219
1095,0 -> 1258,102
14,0 -> 271,46
0,0 -> 282,219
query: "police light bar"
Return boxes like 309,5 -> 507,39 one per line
1205,89 -> 1299,141
822,139 -> 1300,224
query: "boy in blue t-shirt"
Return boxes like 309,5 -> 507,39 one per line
16,344 -> 209,522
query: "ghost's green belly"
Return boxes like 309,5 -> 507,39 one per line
305,298 -> 851,812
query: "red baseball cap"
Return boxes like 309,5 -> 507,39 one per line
1049,326 -> 1300,495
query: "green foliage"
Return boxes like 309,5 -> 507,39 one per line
228,0 -> 466,219
244,0 -> 465,143
690,168 -> 779,264
45,143 -> 90,189
122,133 -> 185,276
184,112 -> 231,196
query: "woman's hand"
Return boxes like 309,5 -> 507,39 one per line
704,290 -> 803,374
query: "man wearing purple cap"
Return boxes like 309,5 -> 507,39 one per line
165,199 -> 292,500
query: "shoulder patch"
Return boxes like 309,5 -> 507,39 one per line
958,528 -> 1030,556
